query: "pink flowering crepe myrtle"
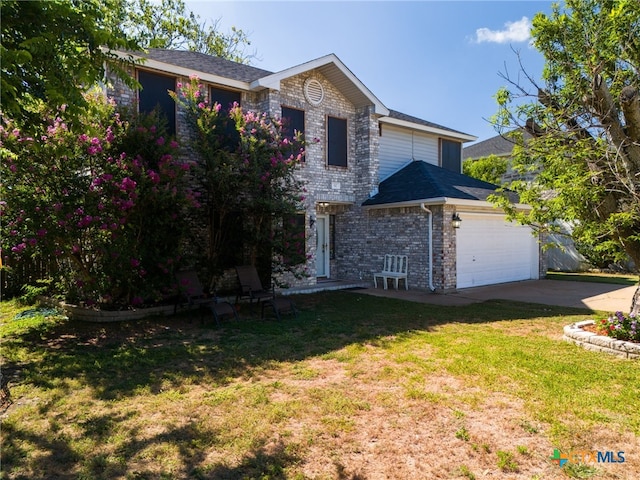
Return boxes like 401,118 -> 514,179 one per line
171,75 -> 313,283
1,93 -> 199,307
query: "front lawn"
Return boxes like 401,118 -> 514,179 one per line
1,293 -> 639,479
546,271 -> 639,286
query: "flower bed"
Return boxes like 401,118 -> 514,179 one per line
563,320 -> 640,359
595,311 -> 640,342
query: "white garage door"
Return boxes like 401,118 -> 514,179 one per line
456,214 -> 539,289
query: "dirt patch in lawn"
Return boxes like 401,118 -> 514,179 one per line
237,356 -> 638,479
261,359 -> 558,479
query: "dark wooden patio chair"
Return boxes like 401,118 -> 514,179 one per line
175,269 -> 238,326
235,265 -> 296,320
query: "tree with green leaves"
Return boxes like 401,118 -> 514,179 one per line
463,154 -> 508,185
1,0 -> 253,125
492,0 -> 640,314
111,0 -> 254,63
0,0 -> 139,123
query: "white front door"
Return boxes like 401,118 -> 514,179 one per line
316,215 -> 329,277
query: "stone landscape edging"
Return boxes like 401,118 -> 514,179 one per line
39,296 -> 177,322
63,303 -> 176,322
563,320 -> 640,359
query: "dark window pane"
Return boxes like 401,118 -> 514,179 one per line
327,116 -> 347,167
210,87 -> 241,112
213,210 -> 245,270
282,106 -> 305,162
281,107 -> 305,138
441,139 -> 462,173
210,87 -> 241,149
138,70 -> 176,136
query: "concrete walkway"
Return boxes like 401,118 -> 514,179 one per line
358,279 -> 637,313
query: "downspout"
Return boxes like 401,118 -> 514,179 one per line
420,203 -> 436,292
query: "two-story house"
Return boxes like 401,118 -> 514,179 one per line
108,49 -> 541,291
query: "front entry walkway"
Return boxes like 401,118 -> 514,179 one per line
283,279 -> 368,295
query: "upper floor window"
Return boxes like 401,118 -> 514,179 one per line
281,106 -> 305,139
138,70 -> 176,136
210,86 -> 241,149
282,106 -> 305,162
327,116 -> 347,167
210,86 -> 241,112
441,139 -> 462,173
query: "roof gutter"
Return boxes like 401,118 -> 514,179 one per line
112,50 -> 252,91
363,197 -> 531,211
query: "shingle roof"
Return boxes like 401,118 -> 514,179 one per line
388,110 -> 472,137
138,48 -> 273,83
362,160 -> 518,206
462,129 -> 532,160
135,50 -> 472,140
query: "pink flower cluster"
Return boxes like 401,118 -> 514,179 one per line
2,93 -> 199,307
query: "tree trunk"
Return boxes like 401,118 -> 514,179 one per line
631,283 -> 640,317
620,235 -> 640,315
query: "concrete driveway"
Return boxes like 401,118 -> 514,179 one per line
360,279 -> 637,313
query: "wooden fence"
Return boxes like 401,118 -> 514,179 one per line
0,253 -> 58,299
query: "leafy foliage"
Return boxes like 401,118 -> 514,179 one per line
596,311 -> 640,342
110,0 -> 254,63
1,94 -> 198,307
462,154 -> 508,185
490,0 -> 640,311
0,0 -> 139,123
1,0 -> 253,125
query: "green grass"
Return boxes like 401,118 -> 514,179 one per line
455,426 -> 470,441
546,270 -> 638,286
1,293 -> 639,478
496,450 -> 519,472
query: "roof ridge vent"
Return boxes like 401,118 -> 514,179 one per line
304,78 -> 324,106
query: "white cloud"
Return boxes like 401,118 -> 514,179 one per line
475,16 -> 532,44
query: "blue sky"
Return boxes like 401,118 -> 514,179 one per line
186,1 -> 554,144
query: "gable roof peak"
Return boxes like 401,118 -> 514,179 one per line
252,53 -> 389,115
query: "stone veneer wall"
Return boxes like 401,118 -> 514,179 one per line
335,104 -> 381,282
365,207 -> 430,289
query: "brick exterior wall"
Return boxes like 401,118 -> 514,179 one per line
272,72 -> 381,287
438,205 -> 458,290
363,205 -> 456,291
